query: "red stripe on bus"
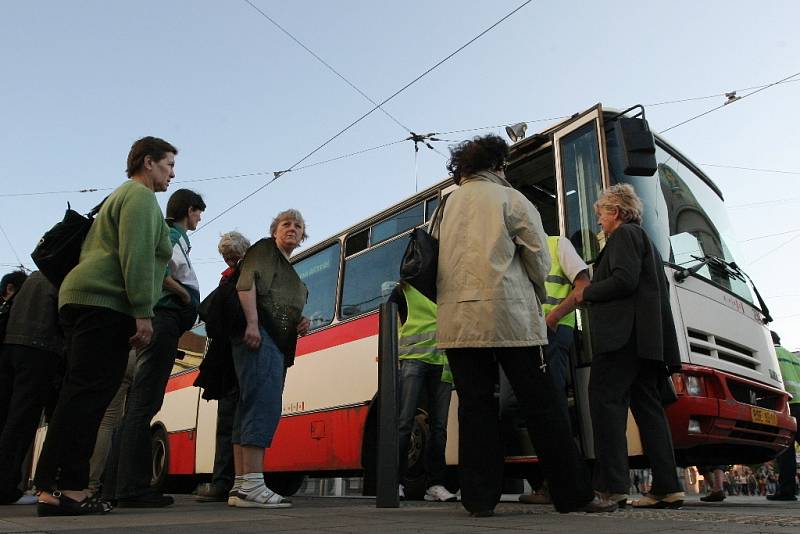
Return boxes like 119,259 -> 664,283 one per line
167,430 -> 196,475
265,404 -> 370,472
295,313 -> 380,357
165,369 -> 199,393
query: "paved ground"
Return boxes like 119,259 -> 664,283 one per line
0,494 -> 798,533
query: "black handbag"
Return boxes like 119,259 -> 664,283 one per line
658,373 -> 678,406
31,198 -> 107,287
399,194 -> 448,302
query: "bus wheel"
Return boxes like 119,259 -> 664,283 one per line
263,473 -> 306,496
401,412 -> 429,500
150,426 -> 169,492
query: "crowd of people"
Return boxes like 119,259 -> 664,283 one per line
0,134 -> 797,519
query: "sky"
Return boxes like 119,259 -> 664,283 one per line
1,0 -> 798,349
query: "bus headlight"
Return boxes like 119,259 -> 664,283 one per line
686,376 -> 704,396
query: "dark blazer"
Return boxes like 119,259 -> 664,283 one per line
583,223 -> 680,369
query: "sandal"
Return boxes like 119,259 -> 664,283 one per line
631,492 -> 684,509
37,492 -> 113,516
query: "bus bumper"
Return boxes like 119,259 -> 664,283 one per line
667,364 -> 797,465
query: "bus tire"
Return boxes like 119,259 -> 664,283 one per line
150,426 -> 169,492
263,473 -> 306,496
401,412 -> 429,500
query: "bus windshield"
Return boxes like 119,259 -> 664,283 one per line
609,141 -> 754,304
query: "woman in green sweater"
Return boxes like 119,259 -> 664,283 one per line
34,136 -> 175,516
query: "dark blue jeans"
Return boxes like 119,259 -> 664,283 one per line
397,359 -> 452,487
104,307 -> 183,499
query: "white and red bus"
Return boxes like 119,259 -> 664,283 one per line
151,103 -> 796,497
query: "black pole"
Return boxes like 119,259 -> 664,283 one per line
376,302 -> 399,508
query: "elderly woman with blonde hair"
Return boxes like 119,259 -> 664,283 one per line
228,209 -> 309,508
574,183 -> 683,509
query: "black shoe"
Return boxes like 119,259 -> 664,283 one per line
116,492 -> 174,508
766,493 -> 798,501
37,494 -> 112,516
700,490 -> 725,502
195,483 -> 228,502
468,510 -> 494,517
579,496 -> 619,513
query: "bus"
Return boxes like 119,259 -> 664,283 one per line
150,103 -> 796,498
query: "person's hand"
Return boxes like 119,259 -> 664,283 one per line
243,322 -> 261,351
130,318 -> 153,349
574,284 -> 586,305
297,316 -> 310,336
545,311 -> 558,332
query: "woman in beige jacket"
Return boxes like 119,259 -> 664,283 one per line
436,135 -> 615,517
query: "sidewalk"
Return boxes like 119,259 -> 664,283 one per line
0,494 -> 798,533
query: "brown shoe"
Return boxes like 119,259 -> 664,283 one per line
579,495 -> 618,513
519,492 -> 552,505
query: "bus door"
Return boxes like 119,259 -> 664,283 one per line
551,105 -> 632,459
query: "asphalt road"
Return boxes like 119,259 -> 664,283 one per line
0,494 -> 798,533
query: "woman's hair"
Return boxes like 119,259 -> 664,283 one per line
218,231 -> 251,259
270,209 -> 308,241
446,134 -> 508,184
126,136 -> 178,178
166,189 -> 206,221
1,270 -> 28,298
594,183 -> 643,224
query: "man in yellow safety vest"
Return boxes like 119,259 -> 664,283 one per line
387,280 -> 456,502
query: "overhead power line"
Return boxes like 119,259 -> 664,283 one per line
242,0 -> 412,134
659,70 -> 800,134
195,0 -> 534,232
748,232 -> 800,266
740,228 -> 800,243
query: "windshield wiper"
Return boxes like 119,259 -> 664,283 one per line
673,254 -> 773,324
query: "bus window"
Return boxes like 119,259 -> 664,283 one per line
425,196 -> 440,222
560,122 -> 604,261
371,202 -> 424,245
294,242 -> 341,330
340,236 -> 408,319
345,228 -> 369,257
506,147 -> 559,236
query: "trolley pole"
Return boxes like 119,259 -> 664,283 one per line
376,301 -> 399,508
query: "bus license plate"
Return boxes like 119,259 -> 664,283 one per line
751,407 -> 778,426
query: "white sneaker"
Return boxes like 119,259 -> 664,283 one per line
13,494 -> 37,505
233,484 -> 292,508
399,484 -> 405,500
424,484 -> 457,502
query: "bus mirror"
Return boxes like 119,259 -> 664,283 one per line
613,117 -> 657,176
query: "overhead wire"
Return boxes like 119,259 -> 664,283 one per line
748,232 -> 800,266
0,220 -> 25,269
659,70 -> 800,134
195,0 -> 535,232
242,0 -> 413,134
3,71 -> 798,200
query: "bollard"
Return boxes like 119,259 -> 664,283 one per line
376,301 -> 399,508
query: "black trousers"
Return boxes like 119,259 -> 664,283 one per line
33,305 -> 135,492
447,346 -> 594,513
104,307 -> 183,498
589,337 -> 681,496
0,344 -> 60,503
775,403 -> 800,496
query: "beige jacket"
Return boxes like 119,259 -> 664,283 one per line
435,170 -> 550,348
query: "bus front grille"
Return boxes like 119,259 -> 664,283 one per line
687,329 -> 758,370
729,421 -> 782,443
727,382 -> 781,410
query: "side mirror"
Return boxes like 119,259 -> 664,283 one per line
612,117 -> 657,176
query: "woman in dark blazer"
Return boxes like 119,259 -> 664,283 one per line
575,183 -> 683,509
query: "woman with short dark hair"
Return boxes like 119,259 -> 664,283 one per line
437,135 -> 616,516
34,136 -> 176,516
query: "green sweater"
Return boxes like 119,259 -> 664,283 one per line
59,180 -> 172,318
